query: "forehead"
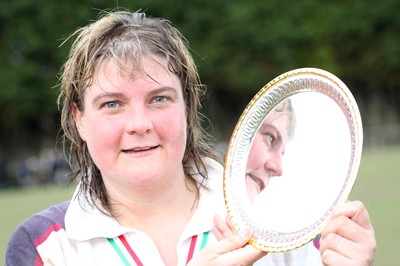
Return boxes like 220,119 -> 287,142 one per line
90,56 -> 181,90
261,110 -> 291,138
265,109 -> 290,124
99,55 -> 171,78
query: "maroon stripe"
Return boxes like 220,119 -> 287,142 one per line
33,224 -> 64,246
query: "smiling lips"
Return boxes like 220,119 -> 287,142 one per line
246,173 -> 267,192
122,145 -> 159,153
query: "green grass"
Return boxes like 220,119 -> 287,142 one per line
1,146 -> 399,265
350,145 -> 400,266
0,184 -> 75,262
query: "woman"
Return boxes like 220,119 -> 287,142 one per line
245,100 -> 294,205
6,10 -> 375,265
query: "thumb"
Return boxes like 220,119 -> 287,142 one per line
213,229 -> 252,254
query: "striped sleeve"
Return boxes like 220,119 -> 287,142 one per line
5,201 -> 70,266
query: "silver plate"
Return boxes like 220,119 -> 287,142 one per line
223,68 -> 363,252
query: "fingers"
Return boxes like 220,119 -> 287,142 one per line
321,201 -> 375,244
330,200 -> 373,230
224,241 -> 267,264
225,215 -> 235,231
211,228 -> 253,254
212,215 -> 248,251
321,214 -> 371,245
205,215 -> 267,265
320,224 -> 366,262
320,231 -> 375,266
203,229 -> 266,265
212,215 -> 236,241
319,200 -> 376,266
320,248 -> 354,266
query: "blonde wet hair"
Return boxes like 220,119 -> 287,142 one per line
57,10 -> 219,213
274,98 -> 296,140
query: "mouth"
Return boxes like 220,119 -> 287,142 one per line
122,145 -> 159,153
246,173 -> 266,192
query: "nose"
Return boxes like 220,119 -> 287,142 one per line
264,150 -> 283,177
125,105 -> 153,134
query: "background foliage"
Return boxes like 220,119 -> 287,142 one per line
1,2 -> 399,265
1,0 -> 399,156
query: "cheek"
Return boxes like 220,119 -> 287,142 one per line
90,127 -> 119,146
248,138 -> 265,168
246,178 -> 257,203
83,117 -> 122,159
160,106 -> 186,134
157,108 -> 187,149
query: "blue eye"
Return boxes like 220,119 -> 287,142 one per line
265,134 -> 274,144
153,96 -> 168,103
104,101 -> 119,109
260,133 -> 275,150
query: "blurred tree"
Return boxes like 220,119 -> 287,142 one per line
0,0 -> 110,156
0,0 -> 399,157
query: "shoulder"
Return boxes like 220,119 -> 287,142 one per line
18,200 -> 70,240
5,201 -> 70,266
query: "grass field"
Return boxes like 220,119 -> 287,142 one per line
1,146 -> 399,265
350,145 -> 400,266
0,184 -> 75,263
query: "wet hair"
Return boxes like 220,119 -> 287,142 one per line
273,98 -> 296,140
57,10 -> 219,213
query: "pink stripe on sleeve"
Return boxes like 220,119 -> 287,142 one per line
33,224 -> 64,247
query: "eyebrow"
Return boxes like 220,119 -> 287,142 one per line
91,92 -> 126,106
147,86 -> 179,98
91,86 -> 179,106
261,124 -> 283,143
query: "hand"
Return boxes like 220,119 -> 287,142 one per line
187,216 -> 267,266
212,214 -> 238,241
319,200 -> 376,266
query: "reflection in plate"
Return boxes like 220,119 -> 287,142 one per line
223,68 -> 363,252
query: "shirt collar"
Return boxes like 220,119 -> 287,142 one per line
65,157 -> 226,241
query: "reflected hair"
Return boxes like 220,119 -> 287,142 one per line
57,10 -> 219,213
274,98 -> 296,140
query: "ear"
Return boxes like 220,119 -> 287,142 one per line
72,104 -> 87,141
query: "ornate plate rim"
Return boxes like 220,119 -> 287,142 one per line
223,67 -> 363,252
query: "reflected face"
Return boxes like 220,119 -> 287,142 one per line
246,108 -> 290,204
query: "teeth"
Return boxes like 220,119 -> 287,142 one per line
123,146 -> 157,152
133,147 -> 152,152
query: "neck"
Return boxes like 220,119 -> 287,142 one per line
105,173 -> 199,229
104,171 -> 200,266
